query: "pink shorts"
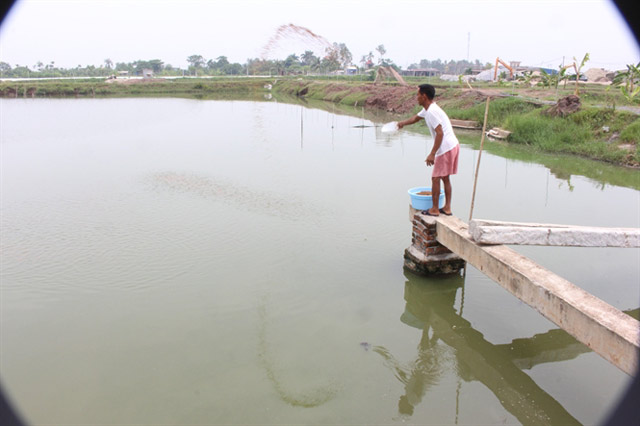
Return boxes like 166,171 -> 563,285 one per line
432,144 -> 459,177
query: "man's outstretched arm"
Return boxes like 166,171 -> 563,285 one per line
397,115 -> 421,129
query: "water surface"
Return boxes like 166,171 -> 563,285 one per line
1,97 -> 638,425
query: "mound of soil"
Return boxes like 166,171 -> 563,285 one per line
364,85 -> 416,113
544,95 -> 581,117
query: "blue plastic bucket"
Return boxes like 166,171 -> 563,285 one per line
408,187 -> 445,210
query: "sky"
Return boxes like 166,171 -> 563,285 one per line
0,0 -> 638,72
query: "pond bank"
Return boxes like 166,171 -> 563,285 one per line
1,76 -> 638,167
272,79 -> 639,168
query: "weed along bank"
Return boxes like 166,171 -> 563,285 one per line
403,204 -> 640,376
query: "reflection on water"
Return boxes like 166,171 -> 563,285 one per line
457,130 -> 640,191
370,271 -> 604,424
289,96 -> 640,192
372,340 -> 445,417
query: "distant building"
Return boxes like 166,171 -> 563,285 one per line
401,68 -> 441,77
345,66 -> 358,75
142,68 -> 154,78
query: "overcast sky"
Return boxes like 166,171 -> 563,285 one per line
0,0 -> 638,71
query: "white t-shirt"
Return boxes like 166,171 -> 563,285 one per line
417,103 -> 459,156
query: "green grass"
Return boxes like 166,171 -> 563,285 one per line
339,91 -> 370,106
458,131 -> 640,190
446,97 -> 540,128
620,120 -> 640,143
504,110 -> 638,165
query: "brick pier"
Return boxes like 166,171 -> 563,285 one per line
404,206 -> 466,275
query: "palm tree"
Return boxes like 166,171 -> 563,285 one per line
376,44 -> 386,64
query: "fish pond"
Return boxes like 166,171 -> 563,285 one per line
1,97 -> 639,425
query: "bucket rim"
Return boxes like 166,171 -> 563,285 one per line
408,187 -> 444,196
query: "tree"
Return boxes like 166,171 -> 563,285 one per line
517,70 -> 534,86
300,50 -> 318,66
337,43 -> 352,69
538,69 -> 558,88
367,51 -> 374,69
376,44 -> 386,64
147,59 -> 164,73
104,58 -> 113,69
558,65 -> 570,90
573,53 -> 589,96
206,56 -> 231,74
612,62 -> 640,102
187,55 -> 205,68
131,59 -> 164,75
225,63 -> 243,75
322,44 -> 341,72
0,62 -> 10,77
215,56 -> 229,68
187,54 -> 205,75
284,53 -> 299,69
13,65 -> 31,78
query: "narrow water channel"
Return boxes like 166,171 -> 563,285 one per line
1,97 -> 638,425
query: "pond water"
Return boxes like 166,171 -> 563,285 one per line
1,97 -> 639,425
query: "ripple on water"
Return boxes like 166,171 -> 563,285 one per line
147,171 -> 320,221
2,171 -> 325,303
1,190 -> 209,302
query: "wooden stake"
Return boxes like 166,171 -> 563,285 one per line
469,97 -> 491,222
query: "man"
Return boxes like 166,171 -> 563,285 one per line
398,84 -> 459,216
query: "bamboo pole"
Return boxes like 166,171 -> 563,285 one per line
469,97 -> 491,222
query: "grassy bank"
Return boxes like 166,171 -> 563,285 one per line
0,77 -> 273,98
2,76 -> 638,166
273,79 -> 639,167
444,97 -> 639,166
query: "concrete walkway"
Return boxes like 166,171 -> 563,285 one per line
434,215 -> 640,376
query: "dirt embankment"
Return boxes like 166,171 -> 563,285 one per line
277,81 -> 514,115
278,80 -> 420,113
362,85 -> 417,113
